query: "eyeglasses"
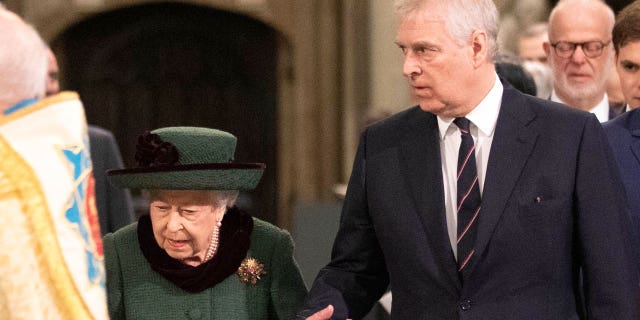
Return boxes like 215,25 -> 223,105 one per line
550,40 -> 611,58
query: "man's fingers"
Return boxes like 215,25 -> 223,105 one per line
306,305 -> 334,320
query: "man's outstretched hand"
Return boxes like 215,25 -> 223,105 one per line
306,305 -> 334,320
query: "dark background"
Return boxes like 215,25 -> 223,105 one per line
52,3 -> 280,223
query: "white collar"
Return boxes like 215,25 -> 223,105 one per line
589,94 -> 610,122
437,74 -> 503,140
550,90 -> 610,122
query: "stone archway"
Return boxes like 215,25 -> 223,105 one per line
52,2 -> 280,223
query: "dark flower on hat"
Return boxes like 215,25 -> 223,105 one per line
237,257 -> 265,285
135,131 -> 179,167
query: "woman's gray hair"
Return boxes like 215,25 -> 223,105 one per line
0,9 -> 48,109
394,0 -> 499,62
144,190 -> 240,208
211,190 -> 240,208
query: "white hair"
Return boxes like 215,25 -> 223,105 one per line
0,9 -> 48,110
145,190 -> 240,208
394,0 -> 499,61
211,190 -> 240,208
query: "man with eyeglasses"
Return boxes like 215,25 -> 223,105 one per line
544,0 -> 624,122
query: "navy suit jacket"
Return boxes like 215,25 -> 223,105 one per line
89,125 -> 135,235
298,83 -> 640,319
604,109 -> 640,266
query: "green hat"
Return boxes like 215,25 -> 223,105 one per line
107,127 -> 265,190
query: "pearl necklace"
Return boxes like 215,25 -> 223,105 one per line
203,215 -> 224,262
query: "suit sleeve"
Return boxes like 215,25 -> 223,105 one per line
269,229 -> 308,320
577,115 -> 640,318
102,130 -> 135,232
103,232 -> 125,320
297,131 -> 389,319
89,126 -> 135,235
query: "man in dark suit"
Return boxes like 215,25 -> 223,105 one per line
604,0 -> 640,268
299,0 -> 640,319
46,48 -> 135,235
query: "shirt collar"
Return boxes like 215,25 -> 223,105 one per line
589,94 -> 610,122
550,90 -> 610,122
437,73 -> 503,140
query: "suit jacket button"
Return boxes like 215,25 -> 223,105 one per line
459,299 -> 472,311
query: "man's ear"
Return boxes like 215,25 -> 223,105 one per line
543,41 -> 551,57
470,30 -> 489,67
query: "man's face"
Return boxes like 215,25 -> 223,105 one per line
46,51 -> 59,97
616,40 -> 640,109
519,34 -> 548,64
545,4 -> 612,104
396,7 -> 477,117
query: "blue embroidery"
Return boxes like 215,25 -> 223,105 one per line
3,97 -> 38,115
62,143 -> 105,287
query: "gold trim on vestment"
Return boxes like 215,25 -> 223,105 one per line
0,134 -> 94,319
0,91 -> 79,125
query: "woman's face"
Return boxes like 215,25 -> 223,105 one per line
149,190 -> 226,266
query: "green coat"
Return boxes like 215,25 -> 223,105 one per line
103,218 -> 308,320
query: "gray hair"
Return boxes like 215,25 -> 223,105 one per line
394,0 -> 500,61
0,9 -> 47,110
144,190 -> 240,208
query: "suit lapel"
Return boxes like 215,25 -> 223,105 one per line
631,138 -> 640,168
465,85 -> 539,277
400,109 -> 461,291
628,111 -> 640,167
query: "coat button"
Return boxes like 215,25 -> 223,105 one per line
459,299 -> 472,311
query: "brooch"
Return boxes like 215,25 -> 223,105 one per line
237,257 -> 265,285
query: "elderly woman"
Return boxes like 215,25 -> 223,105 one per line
103,127 -> 307,319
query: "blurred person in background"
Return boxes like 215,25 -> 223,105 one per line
544,0 -> 624,122
494,52 -> 538,96
517,23 -> 554,98
603,0 -> 640,274
518,22 -> 549,64
46,48 -> 135,235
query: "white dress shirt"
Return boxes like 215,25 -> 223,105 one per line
438,74 -> 503,259
550,91 -> 610,122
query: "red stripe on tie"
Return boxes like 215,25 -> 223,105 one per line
457,144 -> 476,180
457,175 -> 478,212
458,249 -> 475,271
457,206 -> 481,243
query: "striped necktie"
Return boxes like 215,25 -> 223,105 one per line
454,117 -> 482,275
